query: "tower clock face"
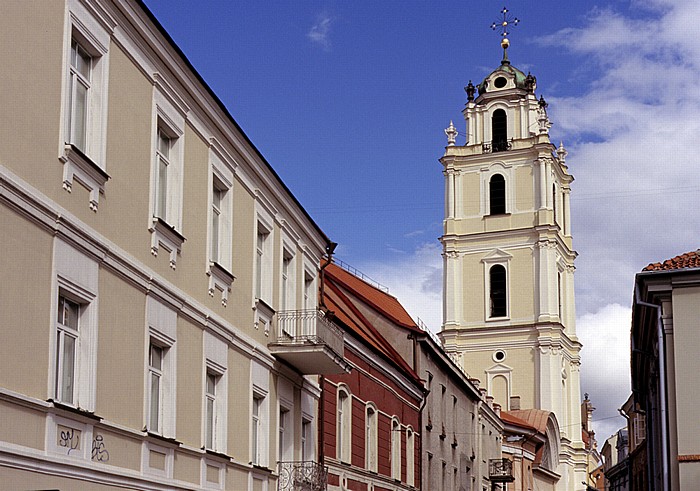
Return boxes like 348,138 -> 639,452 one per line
494,76 -> 507,88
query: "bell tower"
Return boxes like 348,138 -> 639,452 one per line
439,12 -> 587,490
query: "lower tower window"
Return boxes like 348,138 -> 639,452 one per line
489,265 -> 507,318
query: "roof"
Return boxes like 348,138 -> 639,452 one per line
643,249 -> 700,271
323,264 -> 422,385
507,409 -> 552,434
500,410 -> 539,432
325,263 -> 423,333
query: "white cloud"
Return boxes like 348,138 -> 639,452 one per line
308,13 -> 333,51
577,303 -> 631,441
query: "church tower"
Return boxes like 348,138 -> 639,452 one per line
439,29 -> 587,490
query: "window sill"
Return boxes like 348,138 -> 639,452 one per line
59,143 -> 110,212
486,316 -> 510,322
208,261 -> 235,307
205,448 -> 233,461
146,430 -> 182,447
485,212 -> 511,218
149,217 -> 186,269
49,399 -> 103,422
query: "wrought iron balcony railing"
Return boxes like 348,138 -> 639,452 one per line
482,139 -> 513,153
275,309 -> 344,357
278,461 -> 328,491
489,458 -> 514,482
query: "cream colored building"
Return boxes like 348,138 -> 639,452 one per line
439,47 -> 587,490
632,249 -> 700,490
0,1 -> 349,489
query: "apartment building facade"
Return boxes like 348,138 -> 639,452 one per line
0,1 -> 348,489
320,263 -> 424,491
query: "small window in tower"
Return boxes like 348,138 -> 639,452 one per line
494,76 -> 507,88
489,174 -> 506,215
492,109 -> 508,152
489,265 -> 507,318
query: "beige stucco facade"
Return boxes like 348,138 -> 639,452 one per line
0,1 -> 341,489
439,56 -> 587,490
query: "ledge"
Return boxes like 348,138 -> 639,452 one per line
48,399 -> 103,422
208,261 -> 235,306
146,431 -> 182,447
59,144 -> 110,212
149,217 -> 186,269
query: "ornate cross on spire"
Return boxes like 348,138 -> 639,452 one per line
490,7 -> 520,60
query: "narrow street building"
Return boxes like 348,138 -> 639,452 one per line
0,1 -> 347,489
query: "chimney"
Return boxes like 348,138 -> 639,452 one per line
479,387 -> 487,400
510,396 -> 521,410
486,395 -> 494,409
469,377 -> 480,389
493,403 -> 501,417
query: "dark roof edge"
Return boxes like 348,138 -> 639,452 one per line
135,0 -> 330,245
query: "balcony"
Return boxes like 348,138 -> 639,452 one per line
269,309 -> 350,374
278,461 -> 328,491
482,139 -> 513,153
489,458 -> 514,482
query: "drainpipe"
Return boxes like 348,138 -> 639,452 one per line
635,283 -> 670,491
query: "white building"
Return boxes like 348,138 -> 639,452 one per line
439,42 -> 588,490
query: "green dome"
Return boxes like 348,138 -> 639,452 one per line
477,56 -> 535,96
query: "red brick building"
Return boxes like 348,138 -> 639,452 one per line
320,263 -> 424,491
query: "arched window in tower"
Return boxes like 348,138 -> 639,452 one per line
492,109 -> 508,152
489,174 -> 506,215
489,265 -> 507,318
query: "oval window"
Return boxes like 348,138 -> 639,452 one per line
494,76 -> 507,88
493,350 -> 506,362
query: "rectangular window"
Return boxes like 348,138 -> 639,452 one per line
281,253 -> 291,311
279,407 -> 288,463
148,343 -> 164,433
205,372 -> 217,449
211,185 -> 222,263
252,395 -> 262,465
155,127 -> 171,221
66,39 -> 91,152
301,419 -> 311,462
255,230 -> 265,299
55,295 -> 80,404
304,273 -> 314,310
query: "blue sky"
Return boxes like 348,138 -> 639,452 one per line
143,0 -> 700,441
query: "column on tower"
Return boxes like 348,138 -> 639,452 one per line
445,169 -> 455,219
443,251 -> 462,329
536,240 -> 558,322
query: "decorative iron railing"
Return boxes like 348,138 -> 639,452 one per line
278,461 -> 328,491
489,458 -> 514,482
275,309 -> 344,357
482,139 -> 513,153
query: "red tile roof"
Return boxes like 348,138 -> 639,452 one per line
506,409 -> 552,434
324,263 -> 424,334
500,411 -> 539,432
643,249 -> 700,271
323,263 -> 422,384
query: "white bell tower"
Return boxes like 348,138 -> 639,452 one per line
439,26 -> 587,490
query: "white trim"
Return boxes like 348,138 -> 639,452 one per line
481,249 -> 512,321
336,384 -> 352,464
142,441 -> 174,479
146,296 -> 177,438
51,238 -> 99,412
202,457 -> 225,490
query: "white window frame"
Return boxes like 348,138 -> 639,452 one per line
303,267 -> 317,311
255,219 -> 273,303
301,418 -> 312,462
251,360 -> 270,468
365,403 -> 378,472
145,297 -> 177,438
481,249 -> 512,321
148,342 -> 166,435
406,426 -> 415,486
51,240 -> 98,412
479,162 -> 514,217
207,143 -> 236,305
337,385 -> 352,463
280,246 -> 296,313
204,332 -> 228,454
149,76 -> 187,267
59,0 -> 114,211
391,417 -> 402,481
